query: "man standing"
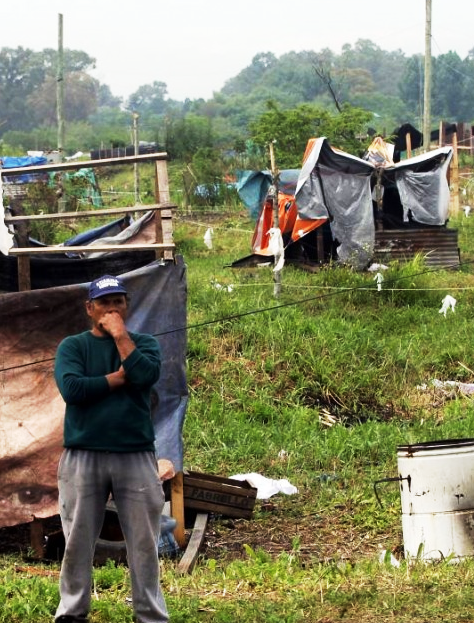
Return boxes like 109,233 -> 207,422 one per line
54,274 -> 169,623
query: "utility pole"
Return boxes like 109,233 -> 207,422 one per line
422,0 -> 432,152
133,111 -> 140,204
57,13 -> 66,212
57,13 -> 65,161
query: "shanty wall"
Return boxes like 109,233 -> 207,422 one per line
0,258 -> 187,528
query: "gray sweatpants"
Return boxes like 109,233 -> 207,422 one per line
55,449 -> 168,623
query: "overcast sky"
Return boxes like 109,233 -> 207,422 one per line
0,0 -> 472,102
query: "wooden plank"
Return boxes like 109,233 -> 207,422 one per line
0,151 -> 169,177
176,512 -> 208,574
171,472 -> 186,548
450,132 -> 460,216
17,256 -> 31,291
155,161 -> 174,261
4,202 -> 177,223
9,242 -> 175,255
30,518 -> 45,559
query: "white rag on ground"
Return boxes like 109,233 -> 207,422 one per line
230,473 -> 298,499
439,295 -> 456,317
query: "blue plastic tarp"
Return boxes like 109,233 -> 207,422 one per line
236,169 -> 300,219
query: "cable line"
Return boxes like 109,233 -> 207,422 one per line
2,256 -> 472,374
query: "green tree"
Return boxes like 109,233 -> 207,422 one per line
126,81 -> 168,115
39,47 -> 96,73
398,55 -> 424,123
164,113 -> 214,161
0,47 -> 46,132
27,71 -> 100,125
0,46 -> 100,135
249,101 -> 371,167
97,84 -> 122,108
432,52 -> 472,120
249,101 -> 328,167
221,52 -> 277,96
339,39 -> 407,98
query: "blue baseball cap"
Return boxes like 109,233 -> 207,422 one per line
88,275 -> 127,300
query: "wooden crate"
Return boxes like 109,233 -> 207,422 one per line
183,471 -> 257,519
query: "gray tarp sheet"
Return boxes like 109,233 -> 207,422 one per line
295,138 -> 453,268
0,258 -> 187,528
295,138 -> 374,268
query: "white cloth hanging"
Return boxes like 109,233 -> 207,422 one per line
267,227 -> 285,272
203,227 -> 213,249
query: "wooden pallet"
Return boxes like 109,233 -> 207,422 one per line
183,471 -> 257,519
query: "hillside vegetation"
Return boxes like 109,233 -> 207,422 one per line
2,40 -> 474,159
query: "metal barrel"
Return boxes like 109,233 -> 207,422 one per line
397,438 -> 474,560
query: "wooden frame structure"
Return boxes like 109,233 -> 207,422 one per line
1,152 -> 175,291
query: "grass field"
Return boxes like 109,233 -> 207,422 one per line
3,202 -> 474,622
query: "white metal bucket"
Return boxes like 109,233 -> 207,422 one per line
397,438 -> 474,560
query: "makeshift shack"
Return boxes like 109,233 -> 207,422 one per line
0,152 -> 192,557
0,260 -> 188,528
233,137 -> 458,270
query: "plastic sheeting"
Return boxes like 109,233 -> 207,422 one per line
236,169 -> 300,219
1,155 -> 49,185
295,138 -> 374,268
0,258 -> 187,527
0,214 -> 158,292
393,148 -> 453,226
295,138 -> 453,269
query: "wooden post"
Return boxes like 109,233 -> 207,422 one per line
133,112 -> 140,205
374,168 -> 384,230
56,14 -> 67,212
154,161 -> 174,261
171,472 -> 186,548
29,518 -> 45,559
269,142 -> 281,298
439,120 -> 445,147
17,257 -> 31,291
422,0 -> 432,153
406,133 -> 412,158
450,132 -> 460,217
56,14 -> 65,161
11,202 -> 32,291
316,227 -> 324,263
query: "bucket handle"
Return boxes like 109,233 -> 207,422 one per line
374,475 -> 411,508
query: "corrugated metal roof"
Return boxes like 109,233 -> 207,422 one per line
373,228 -> 460,269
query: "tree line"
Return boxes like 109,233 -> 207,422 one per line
1,39 -> 473,171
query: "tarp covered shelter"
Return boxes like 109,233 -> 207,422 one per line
235,137 -> 454,269
0,259 -> 188,528
0,211 -> 161,292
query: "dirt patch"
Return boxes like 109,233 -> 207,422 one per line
200,500 -> 400,564
0,499 -> 401,566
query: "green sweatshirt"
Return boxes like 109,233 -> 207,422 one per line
54,330 -> 161,452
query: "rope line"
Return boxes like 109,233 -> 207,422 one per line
2,257 -> 473,374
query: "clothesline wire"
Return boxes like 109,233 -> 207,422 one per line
3,256 -> 472,374
161,258 -> 473,336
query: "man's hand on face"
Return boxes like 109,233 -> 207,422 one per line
99,311 -> 127,338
